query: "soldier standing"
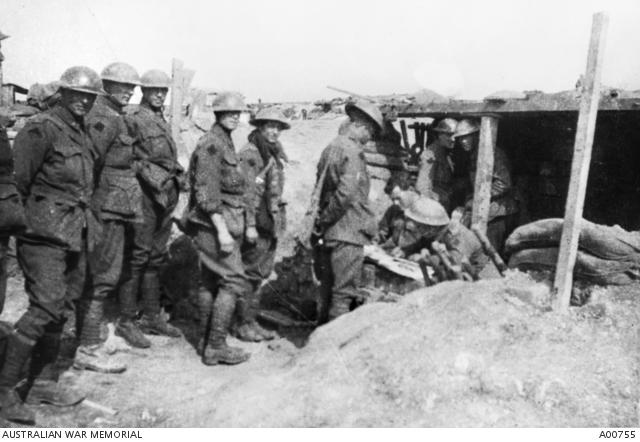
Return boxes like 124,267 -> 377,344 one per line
313,101 -> 383,323
82,62 -> 148,357
0,67 -> 103,425
183,92 -> 257,365
121,69 -> 182,341
454,119 -> 520,252
415,118 -> 458,211
236,108 -> 289,342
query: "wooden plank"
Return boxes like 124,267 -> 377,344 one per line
170,58 -> 185,144
553,12 -> 609,311
471,116 -> 498,233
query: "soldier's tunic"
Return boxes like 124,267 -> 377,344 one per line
314,133 -> 377,322
0,124 -> 23,312
239,130 -> 286,285
13,105 -> 98,340
184,123 -> 255,303
415,141 -> 455,211
86,95 -> 143,317
125,102 -> 182,316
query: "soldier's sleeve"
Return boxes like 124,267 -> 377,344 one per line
415,148 -> 435,195
265,161 -> 282,212
88,115 -> 118,161
238,146 -> 260,213
491,147 -> 513,197
13,122 -> 49,198
192,141 -> 223,216
317,148 -> 359,227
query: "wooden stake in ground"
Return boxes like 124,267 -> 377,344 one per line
471,115 -> 499,234
553,12 -> 609,311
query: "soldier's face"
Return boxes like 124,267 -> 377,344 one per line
351,117 -> 376,143
217,111 -> 241,131
438,132 -> 455,149
61,90 -> 97,117
259,121 -> 282,143
142,87 -> 168,109
456,134 -> 477,152
104,82 -> 136,106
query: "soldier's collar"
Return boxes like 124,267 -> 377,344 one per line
52,105 -> 85,132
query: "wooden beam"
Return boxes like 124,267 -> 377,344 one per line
170,58 -> 185,144
471,115 -> 499,233
553,12 -> 609,311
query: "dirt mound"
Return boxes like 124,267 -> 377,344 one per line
202,273 -> 639,427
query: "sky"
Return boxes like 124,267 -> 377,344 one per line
2,0 -> 640,102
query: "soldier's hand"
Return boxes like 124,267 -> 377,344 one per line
218,230 -> 235,254
245,226 -> 258,244
391,247 -> 405,259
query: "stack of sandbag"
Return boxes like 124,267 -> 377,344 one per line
505,218 -> 640,285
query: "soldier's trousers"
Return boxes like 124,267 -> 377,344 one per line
240,232 -> 276,321
15,239 -> 87,341
119,192 -> 175,317
314,240 -> 364,323
192,225 -> 251,337
91,219 -> 143,318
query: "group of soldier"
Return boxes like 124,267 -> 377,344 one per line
0,37 -> 519,425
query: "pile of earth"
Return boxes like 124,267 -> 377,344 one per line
195,272 -> 640,427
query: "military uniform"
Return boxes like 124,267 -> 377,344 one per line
314,133 -> 377,322
400,221 -> 488,278
87,95 -> 143,328
123,102 -> 182,324
184,122 -> 254,361
468,146 -> 519,251
13,105 -> 98,341
239,133 -> 285,284
0,124 -> 24,312
415,142 -> 455,211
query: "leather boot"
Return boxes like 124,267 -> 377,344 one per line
246,284 -> 278,340
138,314 -> 181,338
231,299 -> 264,342
78,299 -> 106,347
202,292 -> 250,366
115,318 -> 151,349
0,331 -> 36,425
196,287 -> 213,356
73,344 -> 126,374
25,331 -> 84,407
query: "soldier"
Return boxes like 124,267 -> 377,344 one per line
83,62 -> 148,355
391,195 -> 489,278
0,67 -> 103,425
454,119 -> 520,252
183,92 -> 256,366
415,118 -> 458,211
236,108 -> 290,342
121,69 -> 182,343
313,101 -> 383,323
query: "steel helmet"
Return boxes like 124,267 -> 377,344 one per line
345,100 -> 384,131
250,107 -> 291,130
404,196 -> 450,226
59,66 -> 104,95
453,119 -> 480,138
211,92 -> 248,113
432,118 -> 458,134
101,62 -> 140,86
140,69 -> 171,88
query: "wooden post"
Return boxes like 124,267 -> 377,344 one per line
170,58 -> 185,144
0,40 -> 5,107
471,115 -> 499,234
553,12 -> 609,311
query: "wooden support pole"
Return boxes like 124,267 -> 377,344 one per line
170,58 -> 185,144
471,115 -> 499,234
553,12 -> 609,311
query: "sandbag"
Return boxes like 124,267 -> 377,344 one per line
505,218 -> 640,262
508,247 -> 640,285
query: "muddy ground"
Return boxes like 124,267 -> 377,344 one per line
1,117 -> 640,427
